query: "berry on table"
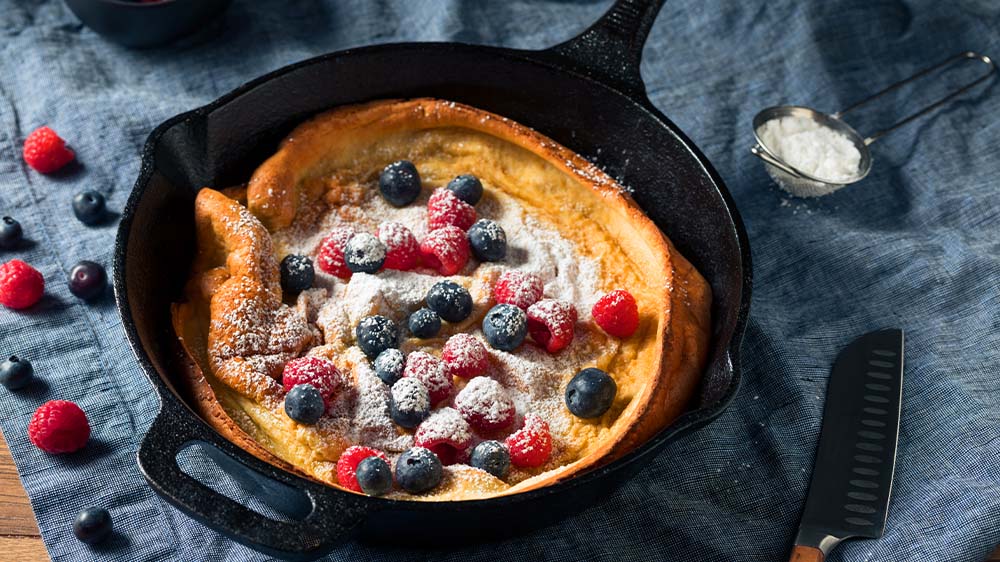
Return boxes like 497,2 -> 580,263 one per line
482,303 -> 527,352
505,413 -> 553,469
592,289 -> 639,338
0,355 -> 33,391
0,259 -> 44,310
68,260 -> 107,301
23,126 -> 74,174
467,219 -> 506,262
492,270 -> 543,310
28,400 -> 90,454
280,254 -> 314,294
414,407 -> 473,465
336,445 -> 389,493
355,315 -> 399,359
565,367 -> 617,419
73,507 -> 113,545
407,307 -> 441,339
377,222 -> 419,271
441,333 -> 488,379
419,226 -> 470,275
446,174 -> 484,205
72,191 -> 106,226
526,299 -> 577,353
470,440 -> 510,479
379,160 -> 422,207
0,216 -> 24,250
403,351 -> 453,405
427,188 -> 476,231
425,280 -> 472,323
373,348 -> 405,386
355,456 -> 393,497
284,383 -> 325,424
395,447 -> 443,494
389,377 -> 431,429
316,226 -> 356,279
455,376 -> 515,432
343,233 -> 386,274
282,356 -> 344,406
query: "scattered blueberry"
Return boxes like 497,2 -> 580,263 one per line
408,307 -> 441,338
470,440 -> 510,479
344,233 -> 386,274
390,377 -> 431,429
426,281 -> 472,323
68,260 -> 107,301
446,174 -> 483,205
355,315 -> 399,359
355,456 -> 393,497
373,348 -> 405,386
0,216 -> 23,250
73,507 -> 113,545
565,367 -> 617,419
482,303 -> 527,351
379,160 -> 421,207
395,447 -> 443,493
284,383 -> 325,424
72,191 -> 106,226
467,219 -> 506,262
280,254 -> 314,294
0,355 -> 33,391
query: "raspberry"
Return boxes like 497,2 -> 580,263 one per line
427,188 -> 476,231
455,377 -> 515,432
492,270 -> 543,310
592,289 -> 639,338
377,222 -> 419,271
403,351 -> 453,405
22,126 -> 75,174
441,334 -> 489,379
0,259 -> 44,309
336,446 -> 389,493
316,226 -> 356,279
28,400 -> 90,454
504,413 -> 553,469
526,299 -> 577,353
281,356 -> 345,407
419,226 -> 470,275
414,407 -> 473,465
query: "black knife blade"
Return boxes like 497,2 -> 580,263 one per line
791,329 -> 904,560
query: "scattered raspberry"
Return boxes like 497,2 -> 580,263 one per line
414,407 -> 473,465
28,400 -> 90,454
441,334 -> 488,379
281,356 -> 345,407
505,414 -> 553,468
526,299 -> 577,353
22,126 -> 75,174
455,377 -> 515,432
336,446 -> 389,493
0,259 -> 44,310
493,270 -> 543,310
316,226 -> 356,279
377,222 -> 419,271
419,225 -> 470,275
403,351 -> 453,405
592,289 -> 639,338
427,188 -> 476,231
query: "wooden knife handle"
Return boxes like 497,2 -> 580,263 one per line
789,545 -> 824,562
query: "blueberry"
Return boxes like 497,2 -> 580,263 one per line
390,377 -> 430,429
68,260 -> 107,301
482,304 -> 527,351
446,174 -> 483,205
470,440 -> 510,479
379,160 -> 421,207
284,383 -> 325,424
565,367 -> 617,419
344,233 -> 386,274
373,348 -> 405,386
0,355 -> 33,391
72,190 -> 106,226
355,315 -> 399,359
0,216 -> 23,250
280,254 -> 314,294
73,507 -> 113,545
356,456 -> 393,497
426,281 -> 472,323
408,307 -> 441,338
467,219 -> 506,262
395,447 -> 443,493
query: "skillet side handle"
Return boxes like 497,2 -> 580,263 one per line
137,395 -> 369,561
543,0 -> 666,98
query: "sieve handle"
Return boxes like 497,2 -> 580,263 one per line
834,51 -> 997,145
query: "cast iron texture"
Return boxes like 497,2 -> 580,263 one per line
64,0 -> 232,48
113,0 -> 753,559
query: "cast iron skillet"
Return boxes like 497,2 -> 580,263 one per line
114,0 -> 752,559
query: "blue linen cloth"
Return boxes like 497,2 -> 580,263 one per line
1,0 -> 999,560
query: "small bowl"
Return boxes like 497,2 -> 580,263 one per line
64,0 -> 232,48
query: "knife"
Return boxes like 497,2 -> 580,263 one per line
789,329 -> 905,562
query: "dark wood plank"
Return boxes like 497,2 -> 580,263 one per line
0,536 -> 49,562
0,435 -> 40,537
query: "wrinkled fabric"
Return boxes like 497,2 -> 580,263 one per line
1,1 -> 998,560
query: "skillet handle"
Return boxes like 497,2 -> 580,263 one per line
137,395 -> 370,561
543,0 -> 666,98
